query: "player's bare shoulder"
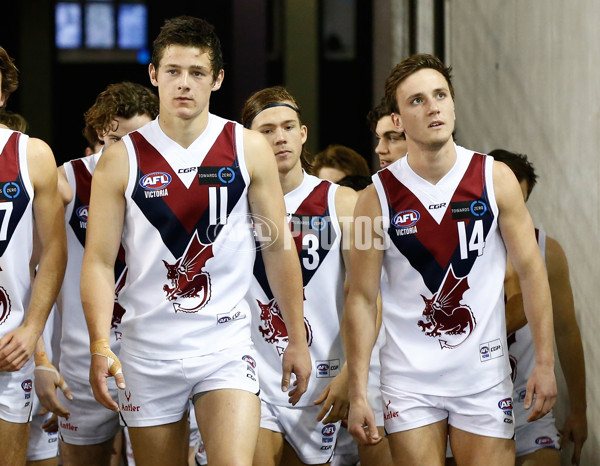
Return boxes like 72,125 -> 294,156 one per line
334,185 -> 359,219
93,140 -> 129,192
241,127 -> 274,179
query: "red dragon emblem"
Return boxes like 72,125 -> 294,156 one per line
163,231 -> 214,313
417,266 -> 476,349
257,298 -> 313,355
0,286 -> 11,325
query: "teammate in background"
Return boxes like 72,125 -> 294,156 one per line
344,54 -> 557,465
0,110 -> 62,466
313,144 -> 371,183
0,45 -> 67,465
489,149 -> 587,466
366,99 -> 407,170
32,81 -> 158,466
241,86 -> 357,466
81,16 -> 311,466
82,124 -> 103,157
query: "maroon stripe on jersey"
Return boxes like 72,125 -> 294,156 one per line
292,180 -> 331,253
0,132 -> 21,181
71,159 -> 92,206
379,153 -> 488,272
130,122 -> 237,235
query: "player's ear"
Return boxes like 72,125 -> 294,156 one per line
391,113 -> 404,133
149,63 -> 158,87
211,69 -> 225,91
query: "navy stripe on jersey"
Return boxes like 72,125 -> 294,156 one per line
0,132 -> 31,257
129,123 -> 246,259
379,153 -> 494,293
68,159 -> 92,248
254,180 -> 336,299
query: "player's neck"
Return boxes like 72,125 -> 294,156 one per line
157,109 -> 210,149
279,162 -> 304,195
406,139 -> 457,185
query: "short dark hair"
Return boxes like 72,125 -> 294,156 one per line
83,81 -> 158,141
0,46 -> 19,106
366,98 -> 394,133
488,149 -> 538,197
337,174 -> 372,191
151,16 -> 224,83
241,86 -> 312,173
384,54 -> 454,113
312,144 -> 370,178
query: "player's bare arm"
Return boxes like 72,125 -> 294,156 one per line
80,141 -> 128,410
57,164 -> 74,207
545,236 -> 587,463
344,185 -> 384,445
0,138 -> 66,372
494,160 -> 556,421
313,185 -> 358,423
244,128 -> 311,405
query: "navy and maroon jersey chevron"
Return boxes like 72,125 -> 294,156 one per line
68,158 -> 92,248
254,180 -> 336,299
378,153 -> 494,294
129,122 -> 246,259
0,132 -> 31,257
68,157 -> 127,281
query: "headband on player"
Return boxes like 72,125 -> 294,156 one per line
245,103 -> 301,128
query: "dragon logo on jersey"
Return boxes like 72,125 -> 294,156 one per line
163,231 -> 214,313
257,298 -> 313,350
0,286 -> 11,325
111,268 -> 128,340
417,265 -> 476,349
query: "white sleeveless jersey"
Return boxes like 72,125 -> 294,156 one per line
374,145 -> 510,396
118,115 -> 255,359
0,128 -> 34,337
509,229 -> 546,412
57,152 -> 126,382
249,173 -> 345,406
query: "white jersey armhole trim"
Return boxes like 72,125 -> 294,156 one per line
18,133 -> 34,198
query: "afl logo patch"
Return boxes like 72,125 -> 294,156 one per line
535,436 -> 554,446
242,355 -> 256,368
0,286 -> 11,325
139,172 -> 172,190
21,379 -> 33,392
76,205 -> 89,221
322,424 -> 336,436
392,209 -> 420,228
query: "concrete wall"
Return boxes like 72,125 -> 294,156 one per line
446,2 -> 598,464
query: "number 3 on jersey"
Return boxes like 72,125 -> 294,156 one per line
302,233 -> 320,270
457,219 -> 485,259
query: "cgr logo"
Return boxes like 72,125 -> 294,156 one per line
76,206 -> 89,221
178,167 -> 198,174
428,203 -> 446,210
140,172 -> 172,190
392,209 -> 420,228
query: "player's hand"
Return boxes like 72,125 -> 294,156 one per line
559,411 -> 588,465
42,413 -> 59,433
0,325 -> 39,371
90,339 -> 125,412
524,363 -> 557,422
34,351 -> 72,418
314,368 -> 349,424
281,340 -> 311,406
347,398 -> 382,446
